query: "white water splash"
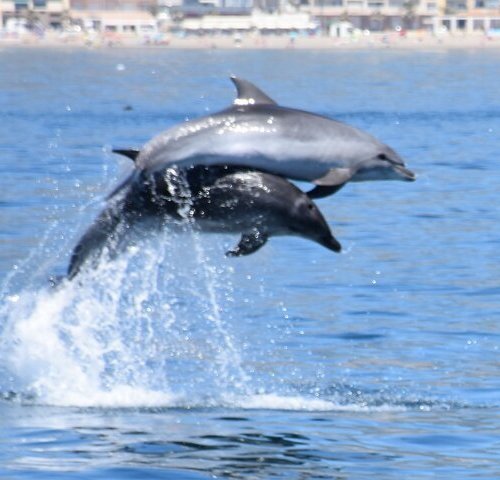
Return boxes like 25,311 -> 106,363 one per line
0,223 -> 434,413
0,228 -> 253,408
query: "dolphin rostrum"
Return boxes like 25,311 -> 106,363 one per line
67,163 -> 341,279
133,77 -> 415,199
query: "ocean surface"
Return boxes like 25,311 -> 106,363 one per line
0,46 -> 499,479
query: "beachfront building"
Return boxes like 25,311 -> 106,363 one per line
433,0 -> 500,34
0,0 -> 158,35
307,0 -> 439,33
2,0 -> 498,37
176,10 -> 316,34
0,0 -> 70,31
165,0 -> 253,17
163,0 -> 320,36
68,0 -> 158,36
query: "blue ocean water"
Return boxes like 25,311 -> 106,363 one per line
0,46 -> 499,479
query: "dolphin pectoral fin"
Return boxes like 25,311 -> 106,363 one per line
225,230 -> 268,257
307,183 -> 346,199
113,149 -> 140,162
313,168 -> 354,187
230,76 -> 278,107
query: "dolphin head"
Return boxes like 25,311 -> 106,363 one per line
353,144 -> 416,183
288,196 -> 341,253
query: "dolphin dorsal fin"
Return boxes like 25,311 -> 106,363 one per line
230,76 -> 277,107
113,149 -> 140,162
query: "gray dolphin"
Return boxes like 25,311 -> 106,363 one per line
67,163 -> 341,279
134,76 -> 415,199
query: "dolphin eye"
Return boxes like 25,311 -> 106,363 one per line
377,153 -> 397,165
307,203 -> 314,210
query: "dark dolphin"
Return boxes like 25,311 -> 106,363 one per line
67,162 -> 341,279
133,77 -> 415,199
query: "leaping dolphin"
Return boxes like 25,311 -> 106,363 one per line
132,76 -> 415,199
67,163 -> 341,279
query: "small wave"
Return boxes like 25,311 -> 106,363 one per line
223,393 -> 407,413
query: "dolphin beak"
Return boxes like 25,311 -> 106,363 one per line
320,235 -> 342,253
395,164 -> 416,181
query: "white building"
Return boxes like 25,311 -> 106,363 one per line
309,0 -> 439,32
1,0 -> 71,29
178,11 -> 316,33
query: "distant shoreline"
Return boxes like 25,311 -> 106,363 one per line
2,31 -> 500,51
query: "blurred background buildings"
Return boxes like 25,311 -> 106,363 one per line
1,0 -> 499,39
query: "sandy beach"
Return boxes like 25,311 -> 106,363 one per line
2,29 -> 500,50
